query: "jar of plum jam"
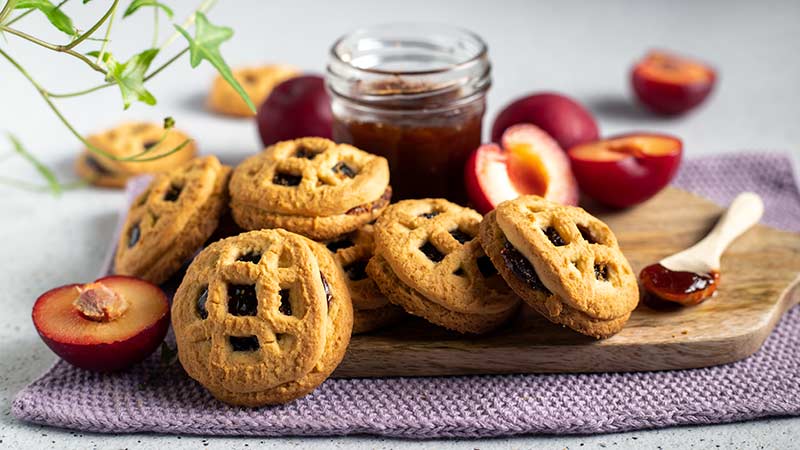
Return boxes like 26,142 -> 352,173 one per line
326,24 -> 491,203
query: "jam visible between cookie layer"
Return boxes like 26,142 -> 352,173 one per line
196,286 -> 209,319
230,335 -> 259,351
345,186 -> 392,216
419,241 -> 445,262
278,289 -> 292,316
499,241 -> 551,294
273,172 -> 303,186
332,161 -> 357,178
237,251 -> 262,264
320,273 -> 332,304
449,229 -> 473,244
127,224 -> 141,248
164,184 -> 182,202
228,284 -> 258,316
544,227 -> 567,246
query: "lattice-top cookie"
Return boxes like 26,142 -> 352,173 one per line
172,229 -> 333,395
494,195 -> 638,320
114,156 -> 230,284
84,121 -> 197,175
373,199 -> 518,315
229,137 -> 390,216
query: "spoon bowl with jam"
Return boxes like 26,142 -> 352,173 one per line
640,192 -> 764,306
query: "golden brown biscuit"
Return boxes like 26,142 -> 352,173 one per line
207,64 -> 299,117
368,199 -> 520,334
479,196 -> 638,339
75,122 -> 197,188
229,137 -> 391,239
322,225 -> 405,334
172,229 -> 353,407
113,156 -> 230,284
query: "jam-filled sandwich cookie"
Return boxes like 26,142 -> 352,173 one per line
229,137 -> 392,240
114,156 -> 231,285
75,122 -> 197,188
207,64 -> 299,117
171,229 -> 352,406
479,195 -> 639,339
324,224 -> 405,334
368,199 -> 520,334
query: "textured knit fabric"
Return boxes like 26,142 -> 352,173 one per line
12,153 -> 800,438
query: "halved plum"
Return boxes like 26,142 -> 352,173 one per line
466,124 -> 578,214
568,133 -> 682,208
32,275 -> 169,372
632,50 -> 716,115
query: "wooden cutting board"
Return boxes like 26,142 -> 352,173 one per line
333,187 -> 800,377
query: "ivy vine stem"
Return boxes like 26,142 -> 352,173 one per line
48,46 -> 190,99
0,26 -> 107,73
0,0 -> 17,23
1,46 -> 193,163
0,0 -> 120,74
152,7 -> 159,47
0,0 -> 248,195
61,0 -> 119,51
0,46 -> 119,160
95,1 -> 118,65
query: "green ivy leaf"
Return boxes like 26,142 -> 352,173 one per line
123,0 -> 173,19
104,48 -> 159,109
14,0 -> 76,35
175,12 -> 255,113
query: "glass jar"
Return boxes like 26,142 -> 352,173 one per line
326,23 -> 491,204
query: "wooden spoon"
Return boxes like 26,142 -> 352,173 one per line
640,192 -> 764,305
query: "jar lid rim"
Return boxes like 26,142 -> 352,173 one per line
329,22 -> 488,76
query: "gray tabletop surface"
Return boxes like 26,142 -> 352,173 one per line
1,0 -> 799,448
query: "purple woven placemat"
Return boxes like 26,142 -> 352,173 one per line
12,152 -> 800,438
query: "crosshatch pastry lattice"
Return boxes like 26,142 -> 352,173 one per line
113,155 -> 231,285
74,122 -> 197,188
480,195 -> 639,338
368,199 -> 520,334
172,229 -> 353,407
322,224 -> 405,334
229,137 -> 392,240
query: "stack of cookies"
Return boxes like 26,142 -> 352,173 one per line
228,137 -> 391,240
110,134 -> 638,407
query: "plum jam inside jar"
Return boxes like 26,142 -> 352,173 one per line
326,24 -> 491,203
